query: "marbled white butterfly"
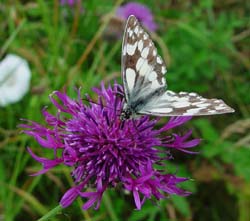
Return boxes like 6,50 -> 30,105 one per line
120,15 -> 234,120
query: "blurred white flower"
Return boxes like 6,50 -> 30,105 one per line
0,54 -> 31,107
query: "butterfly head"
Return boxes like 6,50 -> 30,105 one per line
120,102 -> 134,121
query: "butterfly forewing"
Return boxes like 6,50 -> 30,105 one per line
121,15 -> 234,118
122,15 -> 167,102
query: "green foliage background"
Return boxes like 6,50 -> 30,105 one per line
0,0 -> 249,220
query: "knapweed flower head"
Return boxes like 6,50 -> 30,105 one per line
116,2 -> 157,32
21,83 -> 200,210
0,54 -> 31,107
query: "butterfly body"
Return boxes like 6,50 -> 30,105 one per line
121,15 -> 234,119
121,86 -> 166,120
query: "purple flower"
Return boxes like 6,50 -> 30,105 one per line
21,83 -> 200,210
116,2 -> 158,32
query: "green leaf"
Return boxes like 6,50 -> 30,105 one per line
194,119 -> 219,141
171,195 -> 191,217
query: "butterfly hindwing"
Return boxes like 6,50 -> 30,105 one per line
140,90 -> 235,116
121,15 -> 234,118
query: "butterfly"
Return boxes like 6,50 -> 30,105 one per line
120,15 -> 234,121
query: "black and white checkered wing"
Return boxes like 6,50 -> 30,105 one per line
139,90 -> 235,116
122,15 -> 166,102
121,15 -> 234,117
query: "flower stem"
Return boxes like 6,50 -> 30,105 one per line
103,192 -> 119,221
37,205 -> 62,221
